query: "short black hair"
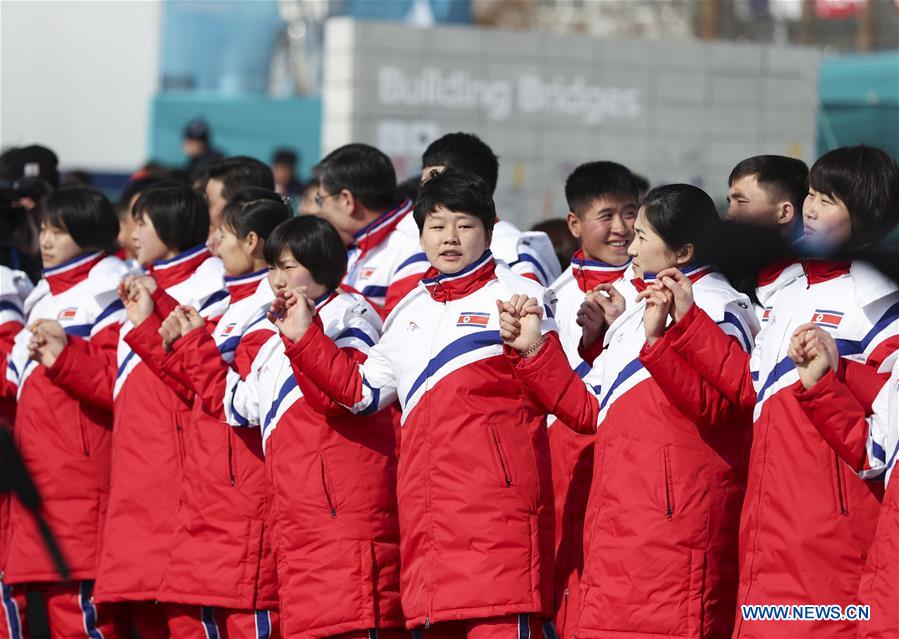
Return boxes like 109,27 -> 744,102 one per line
729,155 -> 809,215
118,176 -> 166,217
565,161 -> 639,215
632,172 -> 650,195
414,168 -> 496,234
133,182 -> 210,252
640,184 -> 722,262
207,156 -> 276,201
317,143 -> 397,212
422,132 -> 499,195
43,187 -> 119,253
808,145 -> 899,247
221,188 -> 292,240
263,216 -> 347,292
272,148 -> 298,167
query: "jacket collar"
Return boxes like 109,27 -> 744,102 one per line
803,259 -> 851,286
570,249 -> 630,293
148,245 -> 212,289
44,251 -> 105,295
225,268 -> 268,304
351,198 -> 413,257
633,264 -> 712,293
422,251 -> 497,303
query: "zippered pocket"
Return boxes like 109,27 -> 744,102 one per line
661,447 -> 674,520
489,426 -> 513,487
319,454 -> 337,518
174,415 -> 186,467
834,452 -> 849,516
226,428 -> 235,486
78,414 -> 90,456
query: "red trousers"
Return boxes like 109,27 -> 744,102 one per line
165,604 -> 280,639
411,614 -> 547,639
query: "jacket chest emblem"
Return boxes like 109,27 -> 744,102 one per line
57,307 -> 78,321
456,312 -> 490,328
810,309 -> 844,329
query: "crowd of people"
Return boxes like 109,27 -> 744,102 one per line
0,131 -> 897,639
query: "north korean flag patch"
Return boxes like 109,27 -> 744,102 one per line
457,312 -> 490,328
762,307 -> 772,322
57,307 -> 78,321
359,268 -> 375,280
811,309 -> 844,329
221,322 -> 237,336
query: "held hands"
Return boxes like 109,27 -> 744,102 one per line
27,319 -> 67,367
654,268 -> 694,322
118,276 -> 157,326
637,285 -> 673,345
577,283 -> 625,350
268,287 -> 315,343
158,306 -> 203,352
788,323 -> 839,389
496,294 -> 544,355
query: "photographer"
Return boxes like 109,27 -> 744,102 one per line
0,145 -> 60,282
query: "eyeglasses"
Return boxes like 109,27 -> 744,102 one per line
314,191 -> 336,208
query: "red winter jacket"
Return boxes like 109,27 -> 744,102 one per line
788,364 -> 898,639
247,293 -> 403,638
284,256 -> 555,628
511,271 -> 756,639
663,261 -> 898,638
141,271 -> 278,611
2,253 -> 129,584
47,246 -> 228,602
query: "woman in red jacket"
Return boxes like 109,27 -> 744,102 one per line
2,189 -> 131,638
131,190 -> 290,638
499,184 -> 758,639
34,183 -> 229,638
640,146 -> 899,638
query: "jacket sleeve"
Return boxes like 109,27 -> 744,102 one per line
640,335 -> 741,429
508,332 -> 598,434
792,366 -> 896,479
174,325 -> 275,420
124,314 -> 194,403
282,321 -> 397,416
293,309 -> 381,416
666,304 -> 757,410
46,333 -> 116,410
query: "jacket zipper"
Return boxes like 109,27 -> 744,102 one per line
320,455 -> 337,518
835,453 -> 848,516
490,427 -> 512,486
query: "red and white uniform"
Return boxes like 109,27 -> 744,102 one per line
386,219 -> 561,316
2,253 -> 129,584
543,252 -> 630,638
214,291 -> 403,638
787,354 -> 899,639
755,259 -> 804,324
284,252 -> 557,631
46,245 -> 229,608
1,267 -> 31,639
143,269 -> 280,626
1,254 -> 132,639
660,260 -> 899,638
511,266 -> 758,638
342,199 -> 420,317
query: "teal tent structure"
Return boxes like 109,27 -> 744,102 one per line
818,51 -> 899,160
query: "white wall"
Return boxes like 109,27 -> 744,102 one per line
0,0 -> 162,172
